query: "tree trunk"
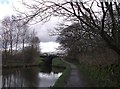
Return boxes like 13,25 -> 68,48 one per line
101,32 -> 120,56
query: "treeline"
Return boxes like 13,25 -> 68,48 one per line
18,1 -> 120,58
56,22 -> 119,87
55,4 -> 120,86
57,22 -> 118,65
0,15 -> 40,66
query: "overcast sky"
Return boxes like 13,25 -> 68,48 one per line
0,0 -> 61,53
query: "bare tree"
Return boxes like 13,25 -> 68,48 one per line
1,16 -> 14,54
57,22 -> 106,57
20,0 -> 120,56
1,20 -> 9,60
29,30 -> 40,51
1,15 -> 31,61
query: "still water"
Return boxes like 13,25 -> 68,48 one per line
2,67 -> 63,87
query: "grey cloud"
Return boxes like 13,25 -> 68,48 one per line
38,35 -> 58,42
30,17 -> 60,42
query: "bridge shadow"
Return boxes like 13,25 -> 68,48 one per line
40,54 -> 58,73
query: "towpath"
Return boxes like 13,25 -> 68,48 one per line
62,60 -> 89,87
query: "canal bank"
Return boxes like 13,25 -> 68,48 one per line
53,59 -> 89,88
2,58 -> 66,88
65,59 -> 119,87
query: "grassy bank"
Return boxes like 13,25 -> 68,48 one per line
2,56 -> 43,68
78,64 -> 119,87
65,59 -> 119,87
52,58 -> 70,88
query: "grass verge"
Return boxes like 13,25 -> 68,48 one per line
52,58 -> 70,88
78,63 -> 119,87
65,58 -> 119,87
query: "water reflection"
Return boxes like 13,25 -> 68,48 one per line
0,76 -> 2,88
2,67 -> 63,88
2,70 -> 25,87
38,72 -> 62,87
41,65 -> 52,73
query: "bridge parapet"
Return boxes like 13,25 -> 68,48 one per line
40,54 -> 59,66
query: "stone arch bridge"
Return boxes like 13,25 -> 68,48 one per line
40,53 -> 59,66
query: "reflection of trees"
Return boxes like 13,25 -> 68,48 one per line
2,68 -> 44,87
41,65 -> 52,73
21,68 -> 39,87
2,67 -> 62,87
2,69 -> 24,87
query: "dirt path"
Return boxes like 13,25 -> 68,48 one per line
62,59 -> 88,87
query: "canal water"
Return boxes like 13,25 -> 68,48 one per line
2,66 -> 63,88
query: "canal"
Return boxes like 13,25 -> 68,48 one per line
2,66 -> 63,87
